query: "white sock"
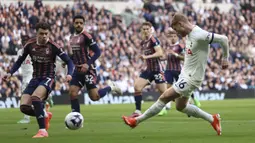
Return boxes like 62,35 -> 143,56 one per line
181,104 -> 213,123
24,115 -> 30,120
43,109 -> 48,117
136,100 -> 166,124
39,129 -> 46,132
165,102 -> 171,110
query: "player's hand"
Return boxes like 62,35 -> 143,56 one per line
62,63 -> 66,68
76,64 -> 89,72
65,75 -> 72,82
2,73 -> 11,82
140,55 -> 148,60
221,58 -> 229,69
168,50 -> 178,57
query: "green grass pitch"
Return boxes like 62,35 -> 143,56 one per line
0,99 -> 254,143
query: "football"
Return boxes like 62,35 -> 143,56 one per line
65,112 -> 84,130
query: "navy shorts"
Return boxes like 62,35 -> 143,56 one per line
70,70 -> 97,90
164,70 -> 180,84
139,71 -> 165,84
23,77 -> 55,100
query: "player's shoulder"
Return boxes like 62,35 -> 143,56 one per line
150,36 -> 160,45
150,36 -> 159,42
24,38 -> 36,48
178,43 -> 185,49
192,26 -> 208,37
81,30 -> 93,39
48,39 -> 61,49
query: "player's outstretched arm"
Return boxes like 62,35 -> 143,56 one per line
211,33 -> 229,69
59,53 -> 75,77
9,48 -> 28,75
212,34 -> 229,59
87,42 -> 101,66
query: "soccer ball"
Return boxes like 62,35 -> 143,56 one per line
65,112 -> 84,130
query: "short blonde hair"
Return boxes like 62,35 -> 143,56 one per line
142,21 -> 152,28
171,13 -> 189,26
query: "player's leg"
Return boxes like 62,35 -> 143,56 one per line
122,86 -> 180,128
106,80 -> 122,95
31,85 -> 50,138
46,80 -> 55,108
18,94 -> 34,123
69,85 -> 82,112
85,70 -> 121,101
122,78 -> 221,135
165,83 -> 172,109
132,76 -> 150,117
175,96 -> 211,121
175,96 -> 221,135
18,80 -> 38,123
17,83 -> 32,124
158,71 -> 172,116
191,93 -> 201,107
69,73 -> 83,113
124,73 -> 178,123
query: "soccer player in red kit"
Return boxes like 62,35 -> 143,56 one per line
4,22 -> 74,138
68,15 -> 122,113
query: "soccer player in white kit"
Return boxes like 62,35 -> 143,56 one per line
122,13 -> 229,136
17,35 -> 33,124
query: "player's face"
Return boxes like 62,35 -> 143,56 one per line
167,33 -> 178,44
141,25 -> 152,40
37,28 -> 50,45
74,19 -> 84,33
171,22 -> 187,37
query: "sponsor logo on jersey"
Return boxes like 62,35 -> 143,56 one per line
186,48 -> 193,55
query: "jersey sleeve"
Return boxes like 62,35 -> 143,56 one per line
196,28 -> 214,44
52,43 -> 74,76
83,32 -> 101,66
151,37 -> 160,48
83,32 -> 97,47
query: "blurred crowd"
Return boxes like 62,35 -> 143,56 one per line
0,0 -> 254,98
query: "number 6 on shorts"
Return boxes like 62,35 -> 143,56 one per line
173,78 -> 196,97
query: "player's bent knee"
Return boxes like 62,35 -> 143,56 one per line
69,89 -> 79,98
134,86 -> 143,92
20,105 -> 35,116
175,104 -> 186,112
31,96 -> 41,101
90,95 -> 100,101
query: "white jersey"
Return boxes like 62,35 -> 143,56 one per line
180,26 -> 214,87
17,48 -> 33,83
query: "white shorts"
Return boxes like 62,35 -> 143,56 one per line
173,77 -> 197,97
22,76 -> 32,92
21,82 -> 29,92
